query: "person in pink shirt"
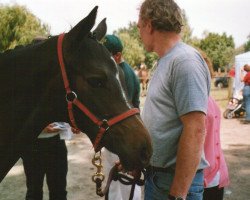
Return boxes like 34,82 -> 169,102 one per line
202,52 -> 230,200
203,96 -> 230,200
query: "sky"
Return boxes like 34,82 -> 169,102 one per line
1,0 -> 250,47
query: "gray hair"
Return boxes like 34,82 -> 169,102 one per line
139,0 -> 183,33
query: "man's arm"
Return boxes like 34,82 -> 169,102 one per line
169,111 -> 206,198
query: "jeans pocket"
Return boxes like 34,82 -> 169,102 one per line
151,172 -> 172,193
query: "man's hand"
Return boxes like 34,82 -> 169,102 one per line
71,127 -> 80,134
43,123 -> 61,133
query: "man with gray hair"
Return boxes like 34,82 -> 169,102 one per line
137,0 -> 211,199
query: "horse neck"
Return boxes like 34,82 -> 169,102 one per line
0,38 -> 68,125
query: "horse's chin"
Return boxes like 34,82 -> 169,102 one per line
119,156 -> 144,172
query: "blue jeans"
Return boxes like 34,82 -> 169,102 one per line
243,85 -> 250,120
144,170 -> 204,200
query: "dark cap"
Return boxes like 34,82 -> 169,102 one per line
103,34 -> 123,54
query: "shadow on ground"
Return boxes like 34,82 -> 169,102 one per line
223,144 -> 250,200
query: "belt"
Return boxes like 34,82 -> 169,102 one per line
147,165 -> 203,174
245,83 -> 250,86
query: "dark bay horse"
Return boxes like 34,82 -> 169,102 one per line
0,7 -> 152,182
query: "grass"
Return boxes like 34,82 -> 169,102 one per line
210,81 -> 230,109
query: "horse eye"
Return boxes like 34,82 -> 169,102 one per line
87,77 -> 105,88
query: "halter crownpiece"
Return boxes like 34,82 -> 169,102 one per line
57,33 -> 140,151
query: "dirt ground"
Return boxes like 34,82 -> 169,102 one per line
0,97 -> 249,200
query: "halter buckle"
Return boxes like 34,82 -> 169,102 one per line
100,119 -> 110,131
65,91 -> 77,102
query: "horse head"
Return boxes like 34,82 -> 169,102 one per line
59,7 -> 152,170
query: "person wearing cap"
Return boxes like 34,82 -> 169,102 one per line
102,34 -> 141,200
103,34 -> 140,108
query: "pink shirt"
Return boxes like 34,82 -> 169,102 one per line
204,96 -> 230,188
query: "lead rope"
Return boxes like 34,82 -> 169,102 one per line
91,152 -> 145,200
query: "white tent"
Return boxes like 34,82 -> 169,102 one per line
234,51 -> 250,97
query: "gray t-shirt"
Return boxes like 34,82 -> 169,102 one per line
142,42 -> 211,169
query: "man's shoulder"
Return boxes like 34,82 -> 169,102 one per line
173,42 -> 200,60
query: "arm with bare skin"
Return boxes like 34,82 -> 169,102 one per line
169,111 -> 206,198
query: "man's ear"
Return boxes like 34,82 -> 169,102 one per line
113,52 -> 122,63
147,21 -> 154,34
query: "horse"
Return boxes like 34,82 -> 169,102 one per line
138,64 -> 149,96
0,6 -> 152,182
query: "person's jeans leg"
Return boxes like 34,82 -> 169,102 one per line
243,86 -> 250,120
144,170 -> 204,200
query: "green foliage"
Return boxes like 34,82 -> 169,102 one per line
244,34 -> 250,52
144,51 -> 158,69
0,4 -> 50,52
118,32 -> 145,67
199,32 -> 235,71
115,22 -> 158,69
115,22 -> 140,42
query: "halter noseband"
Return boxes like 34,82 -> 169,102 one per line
57,33 -> 140,151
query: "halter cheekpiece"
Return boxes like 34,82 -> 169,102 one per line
57,33 -> 140,151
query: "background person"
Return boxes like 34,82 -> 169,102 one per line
137,0 -> 211,199
240,64 -> 250,124
21,122 -> 73,200
203,96 -> 230,200
138,63 -> 149,97
102,34 -> 141,200
202,52 -> 230,200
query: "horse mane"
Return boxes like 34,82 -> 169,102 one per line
1,44 -> 35,56
0,37 -> 49,56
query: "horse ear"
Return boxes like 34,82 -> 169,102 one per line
93,18 -> 107,41
65,6 -> 98,46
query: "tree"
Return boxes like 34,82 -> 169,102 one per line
244,34 -> 250,52
0,4 -> 50,52
199,32 -> 235,71
118,32 -> 145,67
115,22 -> 158,69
